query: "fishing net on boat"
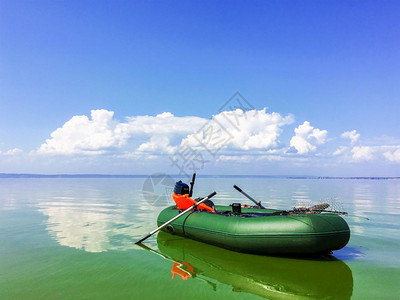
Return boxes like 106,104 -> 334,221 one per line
289,198 -> 348,216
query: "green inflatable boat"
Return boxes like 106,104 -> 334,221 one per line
156,176 -> 350,255
157,205 -> 350,255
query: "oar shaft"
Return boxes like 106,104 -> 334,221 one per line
233,185 -> 265,209
136,191 -> 216,244
189,173 -> 196,197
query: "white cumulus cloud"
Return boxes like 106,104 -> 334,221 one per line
125,112 -> 206,135
38,108 -> 294,156
351,146 -> 374,161
0,148 -> 23,155
383,148 -> 400,162
38,110 -> 129,155
182,108 -> 294,151
333,146 -> 348,156
38,110 -> 206,155
289,121 -> 328,154
137,136 -> 176,154
334,144 -> 400,163
341,130 -> 360,145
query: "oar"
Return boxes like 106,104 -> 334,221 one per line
135,191 -> 217,244
233,185 -> 265,209
189,173 -> 196,197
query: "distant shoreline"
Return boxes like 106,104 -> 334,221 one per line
0,173 -> 399,180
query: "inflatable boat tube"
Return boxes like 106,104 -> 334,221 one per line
157,205 -> 350,255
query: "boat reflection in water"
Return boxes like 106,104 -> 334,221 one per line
156,231 -> 353,299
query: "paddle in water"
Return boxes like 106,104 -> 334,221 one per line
233,185 -> 265,209
135,191 -> 217,244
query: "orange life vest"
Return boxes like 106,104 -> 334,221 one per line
172,193 -> 215,213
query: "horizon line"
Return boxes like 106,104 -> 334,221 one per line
0,173 -> 399,180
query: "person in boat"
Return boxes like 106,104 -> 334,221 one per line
172,181 -> 216,213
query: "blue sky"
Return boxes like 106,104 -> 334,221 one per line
1,0 -> 399,176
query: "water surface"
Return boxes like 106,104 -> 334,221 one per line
1,178 -> 399,299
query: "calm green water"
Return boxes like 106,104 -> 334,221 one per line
1,177 -> 399,299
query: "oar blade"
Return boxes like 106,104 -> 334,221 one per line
135,233 -> 152,244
